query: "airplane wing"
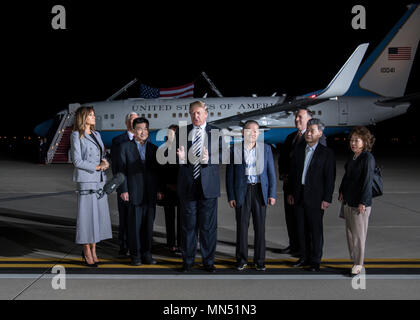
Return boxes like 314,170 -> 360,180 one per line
375,92 -> 420,107
209,96 -> 329,129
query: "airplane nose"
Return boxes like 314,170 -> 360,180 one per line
34,119 -> 54,137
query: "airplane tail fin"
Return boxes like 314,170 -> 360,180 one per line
345,4 -> 420,97
316,43 -> 369,99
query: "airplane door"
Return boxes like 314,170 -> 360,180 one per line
338,102 -> 348,125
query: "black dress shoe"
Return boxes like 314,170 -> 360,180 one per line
181,264 -> 192,273
307,264 -> 321,272
293,258 -> 310,268
255,264 -> 266,271
142,258 -> 157,265
118,248 -> 129,256
131,259 -> 142,266
204,265 -> 217,273
236,263 -> 247,271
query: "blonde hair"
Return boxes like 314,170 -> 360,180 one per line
73,106 -> 96,138
189,100 -> 208,113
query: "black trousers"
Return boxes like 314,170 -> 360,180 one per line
180,179 -> 218,267
117,192 -> 129,251
295,187 -> 324,264
128,203 -> 156,260
283,182 -> 299,252
235,183 -> 267,266
164,204 -> 181,248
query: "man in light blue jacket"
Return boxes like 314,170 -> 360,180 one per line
226,120 -> 277,271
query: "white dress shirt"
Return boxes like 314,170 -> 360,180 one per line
127,131 -> 134,141
244,145 -> 259,184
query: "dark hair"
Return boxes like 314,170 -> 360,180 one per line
307,118 -> 325,131
295,108 -> 313,118
243,120 -> 260,128
349,126 -> 375,152
132,117 -> 149,129
168,124 -> 179,132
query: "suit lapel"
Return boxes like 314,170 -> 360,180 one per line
95,131 -> 105,153
235,142 -> 246,182
233,142 -> 244,170
307,144 -> 322,175
129,140 -> 141,162
84,132 -> 100,151
203,123 -> 211,155
187,124 -> 193,151
297,144 -> 306,179
145,141 -> 154,164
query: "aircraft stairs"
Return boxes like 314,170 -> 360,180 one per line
46,111 -> 74,164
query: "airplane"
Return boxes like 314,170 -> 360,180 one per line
35,4 -> 420,162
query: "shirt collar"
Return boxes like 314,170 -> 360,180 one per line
306,142 -> 318,151
127,131 -> 134,140
134,139 -> 147,147
194,122 -> 207,130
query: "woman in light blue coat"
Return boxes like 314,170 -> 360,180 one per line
71,106 -> 112,267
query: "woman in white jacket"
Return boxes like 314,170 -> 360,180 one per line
71,106 -> 112,267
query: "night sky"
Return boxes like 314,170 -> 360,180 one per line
2,1 -> 419,141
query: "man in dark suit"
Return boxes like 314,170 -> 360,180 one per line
111,112 -> 139,256
288,118 -> 335,272
226,120 -> 277,271
278,108 -> 326,255
176,101 -> 221,273
118,117 -> 163,266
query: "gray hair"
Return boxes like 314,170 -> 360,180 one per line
307,118 -> 325,132
125,112 -> 139,123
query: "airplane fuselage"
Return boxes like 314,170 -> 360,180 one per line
78,96 -> 409,147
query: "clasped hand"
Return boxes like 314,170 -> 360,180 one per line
96,159 -> 109,171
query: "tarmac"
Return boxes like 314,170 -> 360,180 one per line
0,148 -> 419,300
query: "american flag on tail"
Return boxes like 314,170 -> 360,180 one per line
388,47 -> 411,60
140,82 -> 194,99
